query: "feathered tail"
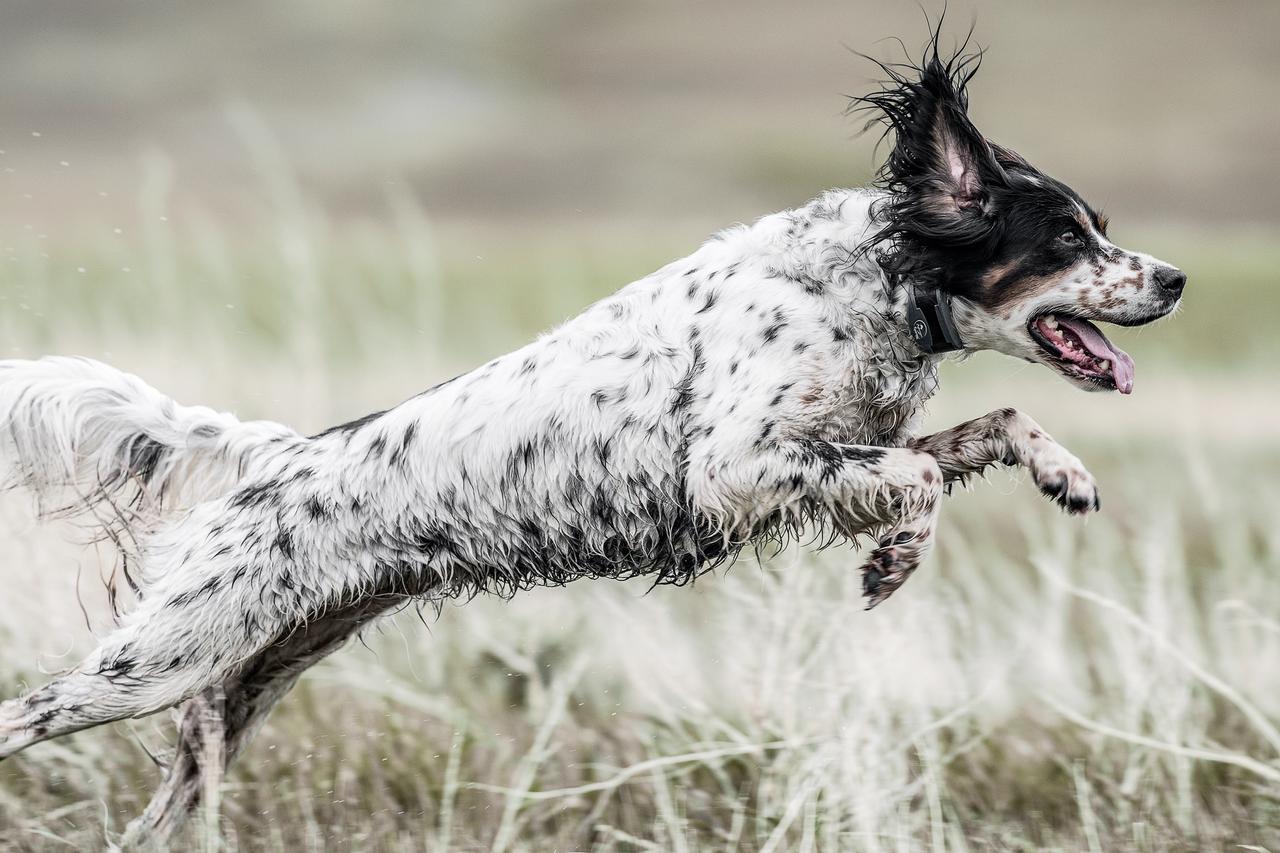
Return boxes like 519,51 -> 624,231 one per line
0,357 -> 295,545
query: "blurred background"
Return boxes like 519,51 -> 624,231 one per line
2,0 -> 1278,229
0,1 -> 1277,850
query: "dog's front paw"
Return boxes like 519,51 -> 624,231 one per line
860,528 -> 931,610
1029,444 -> 1100,514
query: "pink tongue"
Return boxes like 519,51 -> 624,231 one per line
1056,317 -> 1135,394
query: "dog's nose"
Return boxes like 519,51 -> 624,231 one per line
1153,265 -> 1187,296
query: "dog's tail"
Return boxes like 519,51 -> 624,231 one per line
0,357 -> 296,542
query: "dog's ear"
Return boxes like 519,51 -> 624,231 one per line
988,141 -> 1033,174
852,33 -> 1009,240
914,89 -> 1002,220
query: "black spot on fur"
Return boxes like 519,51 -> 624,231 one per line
594,437 -> 613,466
230,481 -> 280,510
793,273 -> 825,296
769,382 -> 795,407
668,341 -> 705,416
388,422 -> 418,468
840,445 -> 886,464
275,528 -> 296,560
304,495 -> 331,521
312,410 -> 386,438
165,572 -> 224,609
792,440 -> 885,483
754,421 -> 774,447
124,435 -> 168,486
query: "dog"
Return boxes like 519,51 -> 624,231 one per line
0,29 -> 1184,842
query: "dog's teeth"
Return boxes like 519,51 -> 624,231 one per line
1045,317 -> 1059,330
1099,359 -> 1110,371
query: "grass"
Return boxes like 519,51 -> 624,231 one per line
0,197 -> 1277,851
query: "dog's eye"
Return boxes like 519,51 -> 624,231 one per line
1058,230 -> 1082,247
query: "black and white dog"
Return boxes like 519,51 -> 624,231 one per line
0,32 -> 1183,841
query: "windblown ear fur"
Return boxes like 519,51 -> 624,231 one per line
850,25 -> 1008,253
988,141 -> 1034,174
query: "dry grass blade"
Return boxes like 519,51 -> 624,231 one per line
1037,562 -> 1280,758
488,656 -> 588,853
1046,697 -> 1280,785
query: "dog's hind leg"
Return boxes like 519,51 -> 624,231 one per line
0,587 -> 265,762
121,596 -> 402,846
0,625 -> 198,760
1,522 -> 340,763
0,575 -> 265,763
0,633 -> 209,762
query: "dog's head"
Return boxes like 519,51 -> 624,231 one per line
853,32 -> 1184,394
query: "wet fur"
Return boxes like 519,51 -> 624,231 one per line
0,26 -> 1183,844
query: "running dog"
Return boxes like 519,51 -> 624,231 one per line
0,29 -> 1184,842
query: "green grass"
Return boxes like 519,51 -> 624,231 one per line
3,215 -> 1276,370
0,211 -> 1277,851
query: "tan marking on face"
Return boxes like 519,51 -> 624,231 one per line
981,253 -> 1073,314
980,259 -> 1019,289
986,271 -> 1067,314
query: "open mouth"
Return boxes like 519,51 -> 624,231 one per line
1028,313 -> 1136,394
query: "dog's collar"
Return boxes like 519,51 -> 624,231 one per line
902,279 -> 965,354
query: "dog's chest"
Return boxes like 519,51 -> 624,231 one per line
807,354 -> 938,447
781,286 -> 939,448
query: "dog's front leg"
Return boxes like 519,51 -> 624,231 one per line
690,439 -> 943,608
909,407 -> 1100,514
